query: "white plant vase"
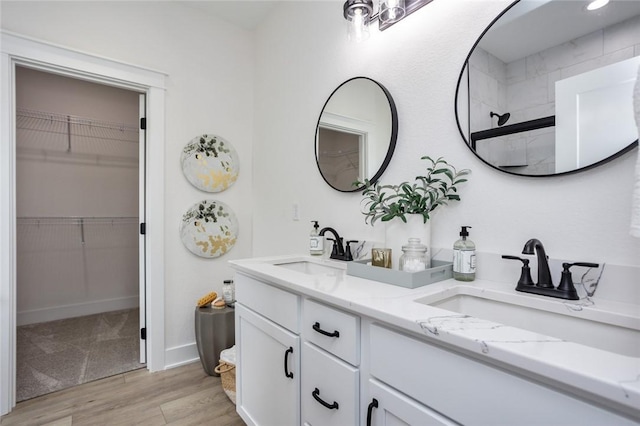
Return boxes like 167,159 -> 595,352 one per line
384,215 -> 431,270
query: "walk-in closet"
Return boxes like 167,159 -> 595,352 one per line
15,67 -> 144,401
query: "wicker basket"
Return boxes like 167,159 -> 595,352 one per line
214,361 -> 236,405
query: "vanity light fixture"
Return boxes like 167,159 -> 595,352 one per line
344,0 -> 433,40
586,0 -> 609,11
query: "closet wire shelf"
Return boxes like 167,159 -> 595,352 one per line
16,108 -> 140,166
17,216 -> 140,248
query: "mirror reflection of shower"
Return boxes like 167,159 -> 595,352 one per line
490,111 -> 510,127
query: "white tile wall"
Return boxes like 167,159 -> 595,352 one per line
603,15 -> 640,55
525,30 -> 603,79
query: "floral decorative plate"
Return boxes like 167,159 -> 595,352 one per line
180,200 -> 239,258
181,134 -> 239,192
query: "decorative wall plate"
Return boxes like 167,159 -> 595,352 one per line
181,134 -> 239,192
180,200 -> 239,258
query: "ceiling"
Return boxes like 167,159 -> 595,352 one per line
479,0 -> 640,63
176,1 -> 284,31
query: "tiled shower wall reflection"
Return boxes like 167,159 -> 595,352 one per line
469,14 -> 640,175
16,217 -> 139,325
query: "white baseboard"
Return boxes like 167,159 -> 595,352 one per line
164,342 -> 199,370
17,295 -> 139,326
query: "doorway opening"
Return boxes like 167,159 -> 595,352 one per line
14,66 -> 146,401
2,32 -> 166,416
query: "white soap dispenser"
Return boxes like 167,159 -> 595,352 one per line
309,221 -> 324,256
453,226 -> 476,281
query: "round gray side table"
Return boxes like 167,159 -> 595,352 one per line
194,305 -> 235,376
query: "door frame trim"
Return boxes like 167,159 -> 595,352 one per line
0,31 -> 167,415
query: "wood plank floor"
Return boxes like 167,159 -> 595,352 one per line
1,362 -> 245,426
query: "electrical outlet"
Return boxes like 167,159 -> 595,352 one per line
292,203 -> 300,221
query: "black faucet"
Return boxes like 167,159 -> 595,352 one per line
522,238 -> 554,289
319,227 -> 357,261
502,239 -> 599,301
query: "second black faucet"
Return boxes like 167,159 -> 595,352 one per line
502,239 -> 599,300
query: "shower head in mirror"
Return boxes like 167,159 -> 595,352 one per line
490,111 -> 510,127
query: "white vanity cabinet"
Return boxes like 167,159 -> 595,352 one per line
233,267 -> 638,426
235,274 -> 301,426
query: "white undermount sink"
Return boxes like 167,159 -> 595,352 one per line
273,259 -> 345,276
415,286 -> 640,357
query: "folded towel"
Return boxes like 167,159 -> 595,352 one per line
631,64 -> 640,238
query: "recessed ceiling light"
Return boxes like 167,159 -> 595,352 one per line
586,0 -> 610,11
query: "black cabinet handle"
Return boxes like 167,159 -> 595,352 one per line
313,322 -> 340,338
312,387 -> 339,410
284,346 -> 293,379
366,398 -> 379,426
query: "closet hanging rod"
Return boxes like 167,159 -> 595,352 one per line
17,216 -> 139,223
16,107 -> 139,133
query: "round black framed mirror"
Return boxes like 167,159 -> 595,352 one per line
315,77 -> 398,192
455,0 -> 639,177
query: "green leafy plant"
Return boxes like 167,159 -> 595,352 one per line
357,156 -> 470,225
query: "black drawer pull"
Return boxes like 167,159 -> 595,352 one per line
284,346 -> 294,379
312,387 -> 339,410
313,322 -> 340,338
367,398 -> 379,426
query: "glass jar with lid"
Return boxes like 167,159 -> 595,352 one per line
399,238 -> 430,272
222,279 -> 235,307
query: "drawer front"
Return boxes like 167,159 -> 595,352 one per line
301,342 -> 359,426
302,298 -> 360,365
369,324 -> 635,426
235,273 -> 299,333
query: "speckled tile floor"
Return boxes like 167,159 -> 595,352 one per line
16,308 -> 144,401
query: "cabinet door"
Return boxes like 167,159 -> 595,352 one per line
236,304 -> 300,426
367,379 -> 458,426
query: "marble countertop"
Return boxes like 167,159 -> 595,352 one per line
229,254 -> 640,417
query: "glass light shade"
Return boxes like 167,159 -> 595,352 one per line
344,0 -> 374,42
347,9 -> 370,42
379,0 -> 406,24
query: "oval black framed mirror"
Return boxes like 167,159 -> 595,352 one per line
315,77 -> 398,192
455,0 -> 639,177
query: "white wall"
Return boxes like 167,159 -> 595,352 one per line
1,1 -> 255,365
252,1 -> 640,269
